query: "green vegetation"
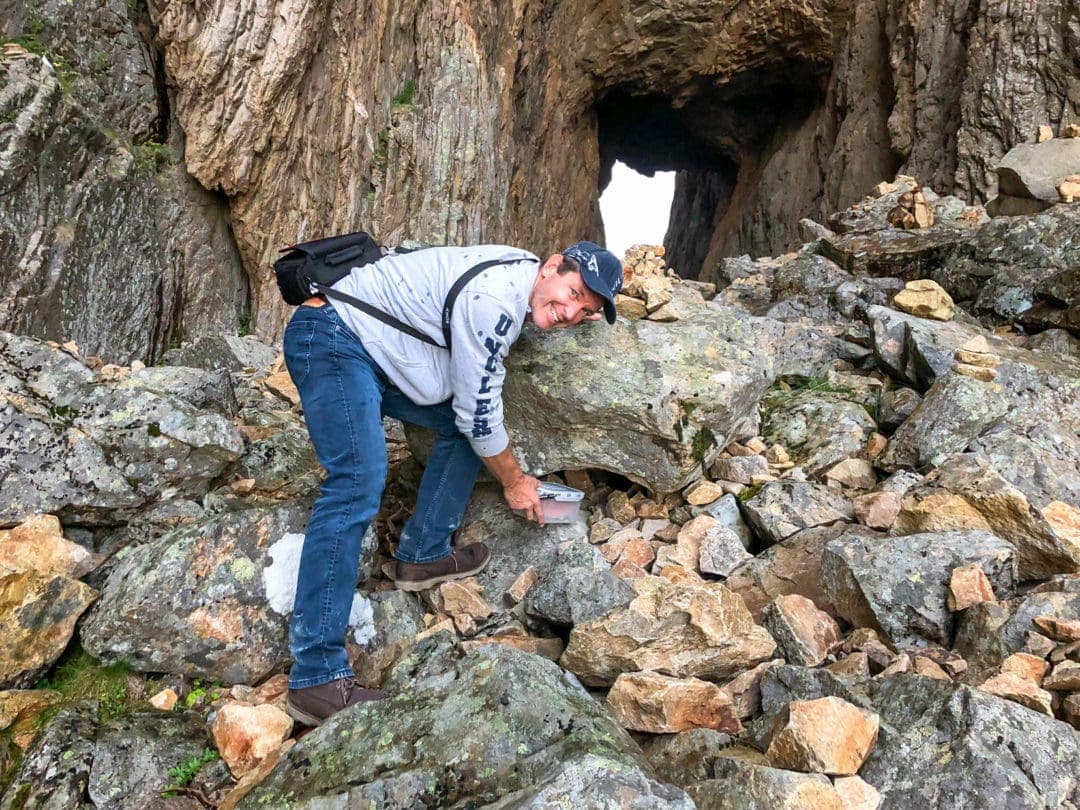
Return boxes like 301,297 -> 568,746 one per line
373,128 -> 390,168
33,646 -> 139,723
238,305 -> 252,336
391,80 -> 416,108
13,19 -> 47,54
183,679 -> 222,710
691,426 -> 716,465
162,747 -> 219,796
132,140 -> 169,175
737,483 -> 762,502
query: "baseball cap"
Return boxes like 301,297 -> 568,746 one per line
561,241 -> 623,324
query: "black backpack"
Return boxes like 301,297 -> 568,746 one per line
274,231 -> 533,352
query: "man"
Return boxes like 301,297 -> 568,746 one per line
283,240 -> 623,725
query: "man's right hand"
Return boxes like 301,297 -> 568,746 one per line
504,474 -> 544,525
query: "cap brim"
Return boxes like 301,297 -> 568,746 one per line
580,271 -> 618,324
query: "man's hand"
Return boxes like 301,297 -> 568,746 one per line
482,444 -> 544,525
504,474 -> 544,525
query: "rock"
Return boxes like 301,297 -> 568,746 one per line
765,697 -> 880,776
824,458 -> 877,490
0,332 -> 245,526
761,595 -> 841,667
727,524 -> 877,620
895,454 -> 1080,580
709,454 -> 770,485
953,602 -> 1013,684
460,635 -> 565,661
1044,660 -> 1080,691
228,427 -> 321,499
996,138 -> 1080,202
977,672 -> 1054,715
852,491 -> 901,530
1037,125 -> 1055,143
887,186 -> 935,229
81,506 -> 314,684
506,567 -> 538,603
684,480 -> 726,506
523,540 -> 635,627
639,728 -> 737,787
684,757 -> 845,809
720,660 -> 783,721
698,525 -> 753,577
855,675 -> 1080,806
240,642 -> 682,807
607,491 -> 638,524
350,590 -> 426,688
821,530 -> 1017,648
560,577 -> 777,686
947,563 -> 996,611
0,514 -> 101,579
741,481 -> 854,545
605,672 -> 741,734
0,690 -> 62,749
1063,694 -> 1080,729
877,386 -> 922,433
1033,615 -> 1080,643
89,711 -> 210,809
161,335 -> 278,373
691,493 -> 754,550
439,578 -> 492,619
149,689 -> 179,711
505,309 -> 774,492
999,652 -> 1048,684
832,776 -> 881,810
0,568 -> 98,689
211,703 -> 293,778
615,294 -> 648,320
761,391 -> 876,478
0,702 -> 94,809
893,279 -> 955,320
878,374 -> 1008,471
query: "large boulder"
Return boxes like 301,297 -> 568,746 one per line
821,530 -> 1018,647
761,390 -> 877,477
503,307 -> 773,493
996,139 -> 1080,202
80,506 -> 325,684
740,482 -> 854,545
560,577 -> 777,686
523,540 -> 636,627
239,640 -> 689,807
0,333 -> 244,527
860,674 -> 1080,807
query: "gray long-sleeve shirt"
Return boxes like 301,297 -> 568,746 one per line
329,245 -> 540,457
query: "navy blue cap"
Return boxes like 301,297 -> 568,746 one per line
561,241 -> 623,324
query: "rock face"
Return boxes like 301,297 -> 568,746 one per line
239,641 -> 690,808
560,578 -> 777,686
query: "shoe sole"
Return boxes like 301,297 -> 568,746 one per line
285,699 -> 324,727
391,551 -> 491,592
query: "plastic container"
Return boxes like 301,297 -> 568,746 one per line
512,482 -> 585,524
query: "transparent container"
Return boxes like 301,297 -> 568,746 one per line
512,482 -> 585,524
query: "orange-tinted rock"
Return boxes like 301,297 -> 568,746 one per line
0,689 -> 62,747
506,567 -> 538,603
439,578 -> 492,619
149,688 -> 179,710
605,671 -> 741,734
263,371 -> 300,406
1033,615 -> 1080,643
611,559 -> 649,580
761,594 -> 841,667
947,563 -> 996,611
766,697 -> 880,776
852,492 -> 901,530
1000,652 -> 1049,684
1044,661 -> 1080,691
720,659 -> 782,720
685,480 -> 725,506
0,514 -> 102,579
826,652 -> 870,678
912,656 -> 951,680
211,702 -> 294,777
979,672 -> 1053,715
833,775 -> 881,810
824,459 -> 876,490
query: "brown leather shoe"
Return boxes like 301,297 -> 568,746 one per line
286,676 -> 389,726
393,543 -> 490,592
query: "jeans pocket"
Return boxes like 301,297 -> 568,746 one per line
283,317 -> 318,389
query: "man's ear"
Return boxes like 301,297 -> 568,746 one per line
541,254 -> 562,276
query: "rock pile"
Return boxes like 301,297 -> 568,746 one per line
614,244 -> 716,322
3,170 -> 1080,806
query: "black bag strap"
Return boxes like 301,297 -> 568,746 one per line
314,256 -> 537,352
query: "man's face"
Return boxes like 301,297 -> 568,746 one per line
528,255 -> 607,330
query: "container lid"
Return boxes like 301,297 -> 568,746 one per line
537,482 -> 585,502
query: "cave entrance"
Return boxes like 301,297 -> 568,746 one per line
597,90 -> 737,280
599,162 -> 675,262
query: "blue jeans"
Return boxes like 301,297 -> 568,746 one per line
283,303 -> 483,688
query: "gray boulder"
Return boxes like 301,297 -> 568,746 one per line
762,390 -> 877,477
351,590 -> 427,688
161,334 -> 278,373
0,702 -> 99,810
128,366 -> 239,417
861,674 -> 1080,807
741,481 -> 854,545
685,757 -> 843,809
640,729 -> 737,787
996,139 -> 1080,202
821,530 -> 1018,648
878,372 -> 1009,470
523,540 -> 635,627
239,641 -> 678,808
503,307 -> 773,492
81,505 -> 312,684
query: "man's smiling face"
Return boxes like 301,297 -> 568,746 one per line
528,255 -> 606,330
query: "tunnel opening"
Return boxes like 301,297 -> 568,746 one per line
595,66 -> 829,280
